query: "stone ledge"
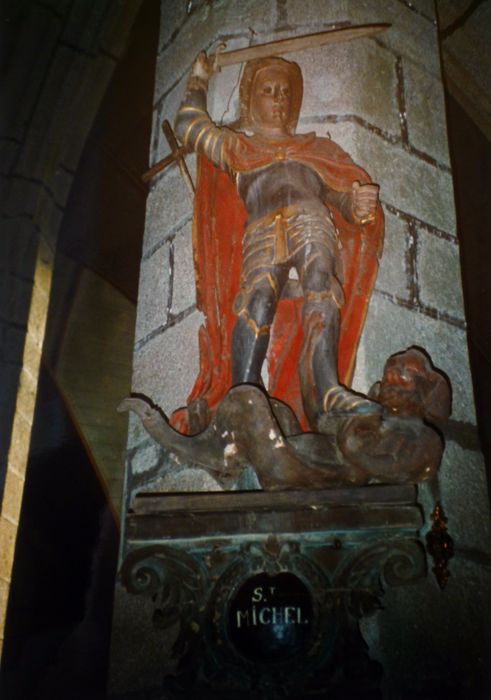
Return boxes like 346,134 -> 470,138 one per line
133,483 -> 417,512
128,485 -> 422,540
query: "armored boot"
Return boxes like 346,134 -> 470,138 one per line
300,293 -> 381,429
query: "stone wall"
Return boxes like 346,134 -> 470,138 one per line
115,0 -> 491,695
0,0 -> 142,495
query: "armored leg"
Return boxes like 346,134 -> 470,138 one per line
298,250 -> 340,425
232,273 -> 281,385
297,247 -> 380,427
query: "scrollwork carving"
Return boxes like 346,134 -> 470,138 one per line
336,539 -> 427,594
120,545 -> 206,631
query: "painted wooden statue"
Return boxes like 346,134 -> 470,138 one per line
122,36 -> 452,490
172,52 -> 384,434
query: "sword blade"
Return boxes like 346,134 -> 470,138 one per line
215,24 -> 389,68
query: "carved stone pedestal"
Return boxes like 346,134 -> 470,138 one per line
113,485 -> 427,698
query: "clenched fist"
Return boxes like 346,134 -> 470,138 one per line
351,180 -> 379,224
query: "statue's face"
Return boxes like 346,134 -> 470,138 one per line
249,66 -> 292,136
378,353 -> 428,417
377,350 -> 450,423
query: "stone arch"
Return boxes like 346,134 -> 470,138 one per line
0,0 -> 146,653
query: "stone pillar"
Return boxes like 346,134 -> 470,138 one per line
112,0 -> 491,696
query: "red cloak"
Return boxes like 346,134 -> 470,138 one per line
171,132 -> 384,433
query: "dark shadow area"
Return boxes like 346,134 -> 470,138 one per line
445,91 -> 491,502
0,366 -> 119,700
1,0 -> 159,697
56,1 -> 159,305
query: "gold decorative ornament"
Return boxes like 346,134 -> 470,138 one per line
426,502 -> 454,590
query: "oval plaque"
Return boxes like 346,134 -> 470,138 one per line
228,572 -> 314,663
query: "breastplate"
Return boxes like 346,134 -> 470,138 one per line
237,161 -> 326,221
